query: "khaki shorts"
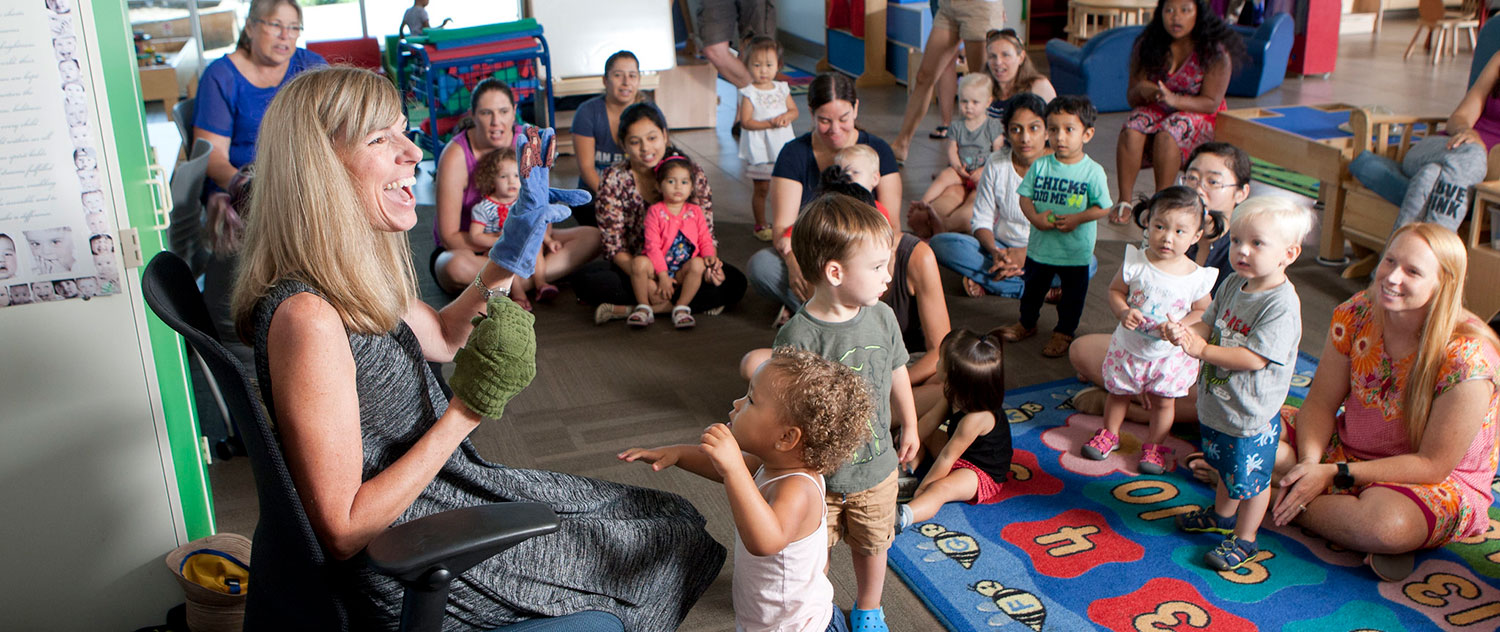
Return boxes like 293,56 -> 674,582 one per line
826,470 -> 898,556
933,0 -> 1007,42
697,0 -> 778,48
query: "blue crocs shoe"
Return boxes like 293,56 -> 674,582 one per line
850,606 -> 888,632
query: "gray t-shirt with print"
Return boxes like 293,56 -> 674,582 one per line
774,302 -> 909,494
1197,274 -> 1302,437
950,117 -> 1004,170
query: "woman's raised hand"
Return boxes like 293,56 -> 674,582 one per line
449,295 -> 537,420
490,127 -> 589,278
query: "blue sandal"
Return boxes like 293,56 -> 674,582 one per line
1205,536 -> 1259,571
1175,507 -> 1235,535
850,606 -> 888,632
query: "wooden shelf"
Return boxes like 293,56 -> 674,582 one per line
1467,182 -> 1500,322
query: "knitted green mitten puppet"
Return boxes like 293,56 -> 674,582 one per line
449,295 -> 537,419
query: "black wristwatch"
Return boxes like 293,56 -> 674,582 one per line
1333,462 -> 1354,490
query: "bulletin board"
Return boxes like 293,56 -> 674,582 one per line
0,0 -> 122,309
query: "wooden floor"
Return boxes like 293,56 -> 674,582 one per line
206,18 -> 1473,630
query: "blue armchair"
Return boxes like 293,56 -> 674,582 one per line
1045,26 -> 1143,113
1227,12 -> 1294,97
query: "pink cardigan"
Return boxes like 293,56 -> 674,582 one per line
643,202 -> 717,274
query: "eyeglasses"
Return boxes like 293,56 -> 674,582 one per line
255,19 -> 303,37
1182,173 -> 1239,190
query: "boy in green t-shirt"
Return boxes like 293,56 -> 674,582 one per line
771,192 -> 921,632
1000,95 -> 1112,357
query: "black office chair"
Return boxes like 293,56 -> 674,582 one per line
141,252 -> 622,632
172,97 -> 195,161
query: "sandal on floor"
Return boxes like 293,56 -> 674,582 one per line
752,224 -> 773,242
963,277 -> 987,298
1183,452 -> 1218,486
1366,551 -> 1416,582
850,607 -> 889,632
1205,536 -> 1259,571
593,303 -> 624,325
1044,287 -> 1063,304
1042,332 -> 1075,358
1108,201 -> 1134,225
534,284 -> 559,303
1176,507 -> 1235,535
998,322 -> 1037,342
1139,443 -> 1173,475
1082,427 -> 1120,460
627,304 -> 653,328
928,125 -> 950,139
672,306 -> 696,329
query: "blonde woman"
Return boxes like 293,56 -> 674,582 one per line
1270,224 -> 1500,582
232,66 -> 722,630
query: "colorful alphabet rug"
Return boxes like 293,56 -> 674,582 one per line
889,352 -> 1500,631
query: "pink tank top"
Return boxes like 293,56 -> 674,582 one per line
434,125 -> 523,247
1469,92 -> 1500,151
732,470 -> 834,632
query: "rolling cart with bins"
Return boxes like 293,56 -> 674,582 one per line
396,19 -> 555,156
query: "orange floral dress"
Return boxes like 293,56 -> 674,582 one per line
1314,292 -> 1500,547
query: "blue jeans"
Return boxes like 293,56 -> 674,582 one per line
747,247 -> 804,310
828,605 -> 852,631
1347,151 -> 1411,207
929,233 -> 1099,298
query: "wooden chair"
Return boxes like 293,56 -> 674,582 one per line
1339,108 -> 1500,278
1405,0 -> 1481,65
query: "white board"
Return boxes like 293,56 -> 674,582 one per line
529,0 -> 677,79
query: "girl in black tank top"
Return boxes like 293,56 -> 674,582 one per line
897,328 -> 1015,533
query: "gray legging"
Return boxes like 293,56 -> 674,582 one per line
1348,136 -> 1488,236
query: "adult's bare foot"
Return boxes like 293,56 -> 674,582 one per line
908,200 -> 934,238
891,139 -> 909,164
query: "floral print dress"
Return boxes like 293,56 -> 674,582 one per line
1123,48 -> 1227,163
1320,291 -> 1500,547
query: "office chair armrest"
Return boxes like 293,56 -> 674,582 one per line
364,502 -> 560,583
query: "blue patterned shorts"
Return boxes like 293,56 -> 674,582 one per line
1201,419 -> 1281,501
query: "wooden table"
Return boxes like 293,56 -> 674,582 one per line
1214,103 -> 1364,265
1068,0 -> 1156,43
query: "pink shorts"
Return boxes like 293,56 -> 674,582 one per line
953,459 -> 1006,504
1101,342 -> 1200,398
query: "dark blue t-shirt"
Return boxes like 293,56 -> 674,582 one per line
194,48 -> 327,170
770,130 -> 899,206
571,96 -> 663,174
1187,232 -> 1234,298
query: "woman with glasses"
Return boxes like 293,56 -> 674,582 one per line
194,0 -> 324,366
194,0 -> 324,191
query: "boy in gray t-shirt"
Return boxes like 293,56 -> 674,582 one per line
769,193 -> 919,631
1162,197 -> 1312,574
